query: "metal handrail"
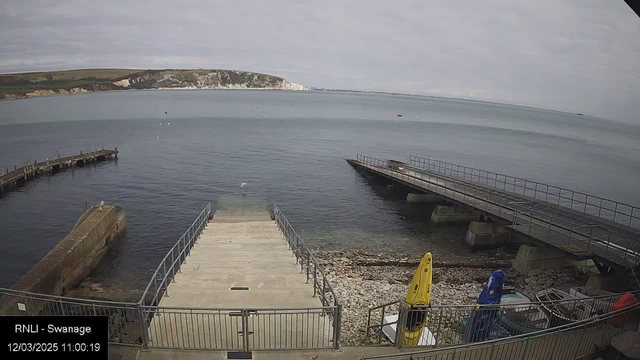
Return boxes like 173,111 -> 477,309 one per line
366,299 -> 402,342
273,204 -> 342,350
273,204 -> 340,307
367,289 -> 640,313
407,159 -> 640,245
365,288 -> 640,348
355,155 -> 639,270
364,301 -> 640,359
510,203 -> 640,268
141,304 -> 338,311
140,203 -> 212,306
0,287 -> 138,307
367,293 -> 640,348
409,155 -> 640,229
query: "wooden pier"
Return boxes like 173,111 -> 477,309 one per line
0,147 -> 118,197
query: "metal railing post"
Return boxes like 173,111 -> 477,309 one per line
313,262 -> 317,297
568,224 -> 574,248
172,250 -> 177,280
521,338 -> 530,359
598,198 -> 603,217
138,302 -> 149,349
242,309 -> 250,352
306,254 -> 310,283
163,261 -> 169,297
322,279 -> 327,306
529,210 -> 533,234
333,304 -> 342,350
394,307 -> 406,349
435,308 -> 443,348
378,306 -> 387,343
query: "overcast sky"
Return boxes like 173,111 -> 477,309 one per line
1,1 -> 639,123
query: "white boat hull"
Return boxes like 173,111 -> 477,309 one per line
381,314 -> 437,346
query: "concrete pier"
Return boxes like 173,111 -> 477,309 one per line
406,193 -> 441,203
0,148 -> 118,198
430,205 -> 479,223
464,221 -> 510,248
513,244 -> 594,274
348,155 -> 640,284
2,204 -> 125,315
149,210 -> 330,350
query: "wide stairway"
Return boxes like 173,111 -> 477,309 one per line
148,208 -> 331,350
159,210 -> 317,308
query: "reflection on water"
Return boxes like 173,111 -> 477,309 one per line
1,90 -> 639,291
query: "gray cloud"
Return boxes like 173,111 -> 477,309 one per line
1,0 -> 639,123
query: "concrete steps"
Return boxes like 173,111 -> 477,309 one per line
158,214 -> 318,309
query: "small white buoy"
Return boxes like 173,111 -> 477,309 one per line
394,121 -> 398,124
167,122 -> 170,125
159,122 -> 162,125
157,136 -> 160,139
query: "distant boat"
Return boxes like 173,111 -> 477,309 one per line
577,113 -> 584,116
499,289 -> 549,334
569,287 -> 616,317
535,289 -> 588,327
397,114 -> 403,117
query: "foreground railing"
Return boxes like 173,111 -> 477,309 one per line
366,290 -> 640,349
140,203 -> 212,306
0,286 -> 340,351
408,155 -> 640,229
273,204 -> 340,309
273,203 -> 342,349
1,203 -> 343,352
141,305 -> 339,351
364,301 -> 640,360
0,287 -> 143,346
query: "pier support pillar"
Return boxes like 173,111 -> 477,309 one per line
585,275 -> 628,293
406,193 -> 441,203
386,183 -> 410,197
430,205 -> 479,223
513,245 -> 594,274
464,221 -> 509,249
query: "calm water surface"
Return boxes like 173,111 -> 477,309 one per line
1,90 -> 639,290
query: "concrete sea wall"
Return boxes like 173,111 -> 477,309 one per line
1,204 -> 125,314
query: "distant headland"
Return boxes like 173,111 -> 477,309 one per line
0,69 -> 308,99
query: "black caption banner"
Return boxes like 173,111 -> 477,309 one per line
1,316 -> 108,359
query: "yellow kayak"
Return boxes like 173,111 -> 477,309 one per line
402,252 -> 432,346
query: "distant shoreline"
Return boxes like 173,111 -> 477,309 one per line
0,86 -> 309,102
0,68 -> 308,100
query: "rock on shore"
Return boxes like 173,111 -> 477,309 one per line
316,249 -> 591,346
